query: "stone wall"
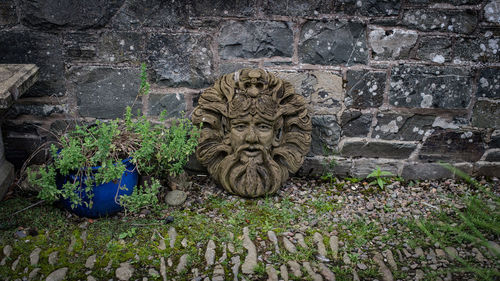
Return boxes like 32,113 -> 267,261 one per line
0,0 -> 499,180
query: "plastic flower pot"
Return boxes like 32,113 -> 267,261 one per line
57,158 -> 138,218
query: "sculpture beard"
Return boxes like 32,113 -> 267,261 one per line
216,143 -> 286,197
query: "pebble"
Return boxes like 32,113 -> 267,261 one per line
160,257 -> 167,281
444,246 -> 458,260
46,267 -> 68,281
181,238 -> 188,248
231,256 -> 240,281
28,267 -> 40,280
280,264 -> 289,281
116,262 -> 134,281
11,255 -> 20,271
87,275 -> 97,281
383,249 -> 398,270
342,253 -> 351,265
435,249 -> 446,259
295,233 -> 307,248
213,264 -> 225,281
488,241 -> 500,257
241,227 -> 257,274
303,262 -> 323,281
205,240 -> 216,266
168,227 -> 177,248
282,237 -> 297,254
357,263 -> 367,270
313,233 -> 327,257
218,243 -> 227,263
3,245 -> 12,257
319,263 -> 335,281
67,235 -> 76,253
176,254 -> 188,273
352,269 -> 360,281
472,248 -> 485,262
158,239 -> 166,250
287,261 -> 302,278
329,236 -> 338,259
148,268 -> 159,277
85,254 -> 97,269
266,265 -> 278,281
166,190 -> 187,206
415,269 -> 424,280
366,202 -> 374,211
48,251 -> 59,265
268,231 -> 280,253
373,252 -> 394,281
29,247 -> 41,265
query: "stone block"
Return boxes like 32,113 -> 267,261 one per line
373,113 -> 435,141
191,0 -> 255,17
63,32 -> 99,61
389,65 -> 472,109
0,160 -> 14,201
263,0 -> 333,16
110,0 -> 190,30
484,1 -> 500,24
0,0 -> 17,27
402,9 -> 477,34
333,0 -> 400,16
6,104 -> 66,119
474,162 -> 500,177
351,159 -> 400,179
148,93 -> 186,118
17,0 -> 123,29
147,33 -> 214,88
219,62 -> 259,76
368,28 -> 418,60
310,115 -> 341,156
299,20 -> 368,66
483,149 -> 500,162
345,70 -> 385,109
401,163 -> 462,180
69,66 -> 141,119
408,0 -> 481,5
297,156 -> 352,177
340,111 -> 372,138
416,36 -> 452,63
477,68 -> 500,99
96,31 -> 147,63
219,21 -> 293,59
419,130 -> 486,162
340,138 -> 417,159
454,36 -> 499,63
490,130 -> 500,148
3,121 -> 45,168
0,30 -> 64,97
472,100 -> 500,129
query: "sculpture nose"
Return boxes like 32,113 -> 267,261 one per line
245,127 -> 258,143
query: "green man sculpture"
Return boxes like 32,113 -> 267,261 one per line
192,69 -> 312,197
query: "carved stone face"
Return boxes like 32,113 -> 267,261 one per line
192,68 -> 312,197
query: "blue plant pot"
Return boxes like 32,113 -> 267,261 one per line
58,158 -> 139,218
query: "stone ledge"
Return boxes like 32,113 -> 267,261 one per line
339,138 -> 417,159
0,64 -> 39,112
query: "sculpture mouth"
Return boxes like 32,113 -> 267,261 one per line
243,147 -> 261,157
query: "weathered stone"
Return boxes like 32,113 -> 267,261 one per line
351,158 -> 400,178
268,231 -> 280,254
416,36 -> 453,63
148,93 -> 186,118
402,9 -> 477,34
334,0 -> 400,16
282,237 -> 297,254
18,0 -> 123,29
96,31 -> 147,63
454,36 -> 499,63
48,251 -> 59,265
6,104 -> 66,119
299,20 -> 368,66
110,0 -> 190,30
116,262 -> 134,280
241,227 -> 257,274
313,233 -> 327,258
373,253 -> 393,281
477,68 -> 500,99
303,262 -> 323,281
158,239 -> 166,251
46,267 -> 68,281
343,253 -> 351,265
472,100 -> 500,129
484,149 -> 500,161
295,233 -> 307,249
63,32 -> 98,61
345,70 -> 385,109
191,0 -> 256,17
0,30 -> 64,97
410,0 -> 481,4
70,66 -> 141,119
219,242 -> 227,263
220,62 -> 259,77
168,227 -> 177,248
3,245 -> 12,257
30,247 -> 41,265
280,264 -> 289,281
28,267 -> 41,280
231,256 -> 240,280
298,156 -> 352,177
165,190 -> 187,206
319,263 -> 335,281
160,257 -> 167,281
219,21 -> 293,59
310,115 -> 341,156
444,246 -> 458,260
369,28 -> 418,60
383,249 -> 397,271
264,0 -> 333,16
76,254 -> 92,270
340,139 -> 417,159
329,236 -> 338,259
205,240 -> 216,266
147,33 -> 214,88
389,65 -> 472,109
419,130 -> 486,162
192,69 -> 311,197
266,265 -> 279,281
176,254 -> 188,274
484,1 -> 500,24
401,163 -> 457,180
340,111 -> 372,138
491,130 -> 500,148
0,0 -> 17,27
474,161 -> 500,177
287,261 -> 302,278
373,113 -> 435,141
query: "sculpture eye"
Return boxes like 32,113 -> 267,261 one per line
255,82 -> 264,89
233,124 -> 247,132
257,123 -> 272,131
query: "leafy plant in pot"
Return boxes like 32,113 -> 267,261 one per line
28,64 -> 200,217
